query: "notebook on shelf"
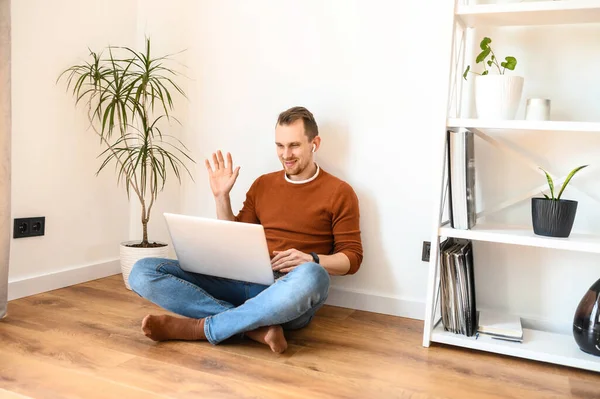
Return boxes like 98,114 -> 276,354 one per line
477,310 -> 523,341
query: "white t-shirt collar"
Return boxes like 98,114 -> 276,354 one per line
284,163 -> 320,184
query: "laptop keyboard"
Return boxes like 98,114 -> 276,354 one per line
273,270 -> 286,280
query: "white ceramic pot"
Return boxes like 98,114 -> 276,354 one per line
120,240 -> 170,290
474,75 -> 524,120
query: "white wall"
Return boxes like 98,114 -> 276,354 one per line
178,0 -> 456,318
8,0 -> 196,298
9,0 -> 137,284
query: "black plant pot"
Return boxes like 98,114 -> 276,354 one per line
531,198 -> 578,238
573,278 -> 600,356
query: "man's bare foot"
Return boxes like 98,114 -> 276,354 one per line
245,325 -> 288,353
141,314 -> 206,342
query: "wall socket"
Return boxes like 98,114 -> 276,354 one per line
14,217 -> 45,239
421,241 -> 431,262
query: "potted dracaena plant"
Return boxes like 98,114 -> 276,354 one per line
463,36 -> 523,120
532,165 -> 588,238
58,38 -> 194,289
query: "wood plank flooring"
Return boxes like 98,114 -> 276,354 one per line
0,274 -> 599,398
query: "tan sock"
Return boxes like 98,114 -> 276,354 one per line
141,314 -> 206,342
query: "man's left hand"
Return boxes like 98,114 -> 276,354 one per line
271,249 -> 313,273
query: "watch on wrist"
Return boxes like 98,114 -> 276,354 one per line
310,252 -> 320,264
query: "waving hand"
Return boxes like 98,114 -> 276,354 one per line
205,151 -> 240,198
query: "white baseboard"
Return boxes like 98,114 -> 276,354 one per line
6,262 -> 426,320
8,259 -> 121,301
325,285 -> 425,320
325,288 -> 572,333
7,265 -> 572,334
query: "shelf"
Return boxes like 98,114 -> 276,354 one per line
456,0 -> 600,27
447,118 -> 600,134
439,224 -> 600,254
431,322 -> 600,372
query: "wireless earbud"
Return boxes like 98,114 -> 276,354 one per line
312,144 -> 316,153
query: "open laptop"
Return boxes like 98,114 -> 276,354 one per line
163,213 -> 275,286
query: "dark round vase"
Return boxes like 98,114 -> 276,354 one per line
531,198 -> 578,238
573,278 -> 600,356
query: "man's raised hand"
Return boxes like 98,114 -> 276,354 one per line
205,150 -> 240,198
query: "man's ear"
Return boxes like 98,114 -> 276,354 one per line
311,137 -> 322,153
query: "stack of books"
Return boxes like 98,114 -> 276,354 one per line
447,129 -> 477,230
439,238 -> 477,336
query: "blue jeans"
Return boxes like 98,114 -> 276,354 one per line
128,258 -> 330,345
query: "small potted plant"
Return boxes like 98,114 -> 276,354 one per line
532,165 -> 588,238
463,37 -> 523,120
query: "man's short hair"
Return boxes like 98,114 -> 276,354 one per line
276,106 -> 319,141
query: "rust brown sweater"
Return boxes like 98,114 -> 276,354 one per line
234,166 -> 363,275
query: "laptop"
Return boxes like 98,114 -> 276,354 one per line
163,213 -> 275,285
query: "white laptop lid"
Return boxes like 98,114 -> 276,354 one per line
163,213 -> 275,286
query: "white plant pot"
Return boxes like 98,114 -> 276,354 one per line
474,75 -> 524,120
120,240 -> 170,290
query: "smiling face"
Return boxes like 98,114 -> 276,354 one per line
275,119 -> 320,180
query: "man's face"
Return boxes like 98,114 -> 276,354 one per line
275,119 -> 315,177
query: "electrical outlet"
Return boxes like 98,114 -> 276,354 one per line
421,241 -> 431,262
14,217 -> 45,239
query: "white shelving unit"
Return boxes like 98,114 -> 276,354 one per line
422,0 -> 600,373
456,0 -> 600,27
447,118 -> 600,134
432,323 -> 600,372
440,224 -> 600,255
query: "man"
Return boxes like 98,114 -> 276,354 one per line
128,106 -> 363,353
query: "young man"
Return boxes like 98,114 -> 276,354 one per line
129,106 -> 363,353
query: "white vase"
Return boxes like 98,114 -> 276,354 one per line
474,75 -> 524,120
120,241 -> 170,290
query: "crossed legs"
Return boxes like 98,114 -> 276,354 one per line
128,258 -> 330,352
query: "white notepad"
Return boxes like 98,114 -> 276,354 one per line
477,310 -> 523,339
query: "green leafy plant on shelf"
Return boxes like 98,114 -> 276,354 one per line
540,165 -> 588,200
463,37 -> 518,80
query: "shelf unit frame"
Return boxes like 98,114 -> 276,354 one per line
422,0 -> 600,373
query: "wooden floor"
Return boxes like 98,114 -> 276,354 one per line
1,275 -> 599,399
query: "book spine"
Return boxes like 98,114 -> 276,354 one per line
448,128 -> 476,230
